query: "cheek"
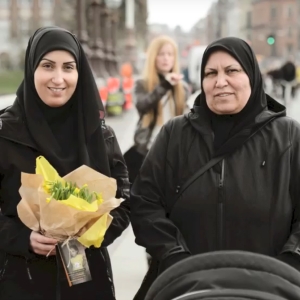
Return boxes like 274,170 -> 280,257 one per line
236,80 -> 251,101
202,80 -> 213,98
68,73 -> 78,90
34,70 -> 46,93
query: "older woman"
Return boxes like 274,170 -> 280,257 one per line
131,37 -> 300,299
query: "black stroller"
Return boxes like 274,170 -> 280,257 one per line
145,251 -> 300,300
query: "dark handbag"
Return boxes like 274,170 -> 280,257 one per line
123,145 -> 148,184
133,110 -> 158,153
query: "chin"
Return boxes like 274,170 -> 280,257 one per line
215,105 -> 240,115
45,99 -> 68,108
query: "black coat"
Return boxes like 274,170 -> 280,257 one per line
131,96 -> 300,298
0,105 -> 130,300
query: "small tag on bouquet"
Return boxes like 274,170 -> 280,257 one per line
57,239 -> 92,287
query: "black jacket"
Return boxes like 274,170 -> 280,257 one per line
131,96 -> 300,296
0,105 -> 130,300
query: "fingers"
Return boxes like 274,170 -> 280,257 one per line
30,231 -> 58,256
35,234 -> 57,245
167,73 -> 184,83
32,246 -> 56,256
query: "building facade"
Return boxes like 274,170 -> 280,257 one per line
251,0 -> 299,58
0,0 -> 73,70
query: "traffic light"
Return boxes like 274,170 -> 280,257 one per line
267,35 -> 275,45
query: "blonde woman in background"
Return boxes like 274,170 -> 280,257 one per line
124,35 -> 189,186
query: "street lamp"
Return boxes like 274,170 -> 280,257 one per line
104,0 -> 122,76
104,0 -> 122,9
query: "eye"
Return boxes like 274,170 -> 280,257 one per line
42,63 -> 53,69
64,64 -> 75,70
227,69 -> 239,74
204,71 -> 216,77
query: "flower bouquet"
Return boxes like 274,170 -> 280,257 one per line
17,156 -> 122,286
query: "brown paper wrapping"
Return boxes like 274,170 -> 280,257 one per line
17,165 -> 122,241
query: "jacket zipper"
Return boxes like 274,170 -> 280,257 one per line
217,159 -> 225,250
25,258 -> 33,281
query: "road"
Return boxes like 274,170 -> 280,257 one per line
2,91 -> 300,299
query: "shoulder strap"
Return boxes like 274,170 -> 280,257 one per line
175,154 -> 226,199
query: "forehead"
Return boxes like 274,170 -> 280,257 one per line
158,43 -> 174,53
205,51 -> 240,68
42,50 -> 75,62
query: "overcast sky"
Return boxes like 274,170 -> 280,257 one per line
147,0 -> 216,31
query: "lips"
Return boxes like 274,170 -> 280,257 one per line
48,87 -> 66,92
215,93 -> 233,97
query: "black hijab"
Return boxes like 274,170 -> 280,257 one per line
14,26 -> 111,176
197,37 -> 268,154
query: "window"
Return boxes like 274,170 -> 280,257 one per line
287,5 -> 293,18
17,0 -> 33,6
0,0 -> 9,8
287,44 -> 293,54
247,33 -> 252,42
271,5 -> 276,19
288,26 -> 293,38
41,0 -> 54,6
246,11 -> 251,28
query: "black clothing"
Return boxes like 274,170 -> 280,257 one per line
131,37 -> 300,299
0,26 -> 130,300
281,61 -> 296,82
131,95 -> 300,298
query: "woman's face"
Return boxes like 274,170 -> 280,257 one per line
202,51 -> 251,115
70,248 -> 78,257
34,50 -> 78,107
155,43 -> 175,74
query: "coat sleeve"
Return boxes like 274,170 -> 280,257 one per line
0,173 -> 33,257
102,126 -> 131,247
135,79 -> 173,115
278,119 -> 300,270
130,123 -> 190,262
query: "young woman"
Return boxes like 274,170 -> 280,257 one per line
0,26 -> 130,300
125,35 -> 189,184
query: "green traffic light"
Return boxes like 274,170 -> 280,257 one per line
267,37 -> 275,45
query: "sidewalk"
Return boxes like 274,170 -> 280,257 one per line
0,94 -> 15,110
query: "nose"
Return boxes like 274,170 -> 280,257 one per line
215,73 -> 228,88
51,70 -> 64,85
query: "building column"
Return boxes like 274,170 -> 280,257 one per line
89,0 -> 109,79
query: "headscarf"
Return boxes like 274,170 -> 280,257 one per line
196,37 -> 268,155
13,26 -> 111,176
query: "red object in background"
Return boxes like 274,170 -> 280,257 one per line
107,77 -> 121,93
120,63 -> 134,110
99,86 -> 108,106
122,77 -> 134,110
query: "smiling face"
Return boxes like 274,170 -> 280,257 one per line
202,51 -> 251,115
34,50 -> 78,107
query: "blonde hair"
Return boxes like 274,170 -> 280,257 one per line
141,35 -> 186,127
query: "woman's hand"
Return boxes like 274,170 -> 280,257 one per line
30,231 -> 57,256
165,73 -> 183,85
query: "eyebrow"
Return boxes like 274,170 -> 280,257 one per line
41,58 -> 76,64
205,64 -> 240,70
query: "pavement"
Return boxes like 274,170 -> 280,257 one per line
2,90 -> 300,299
